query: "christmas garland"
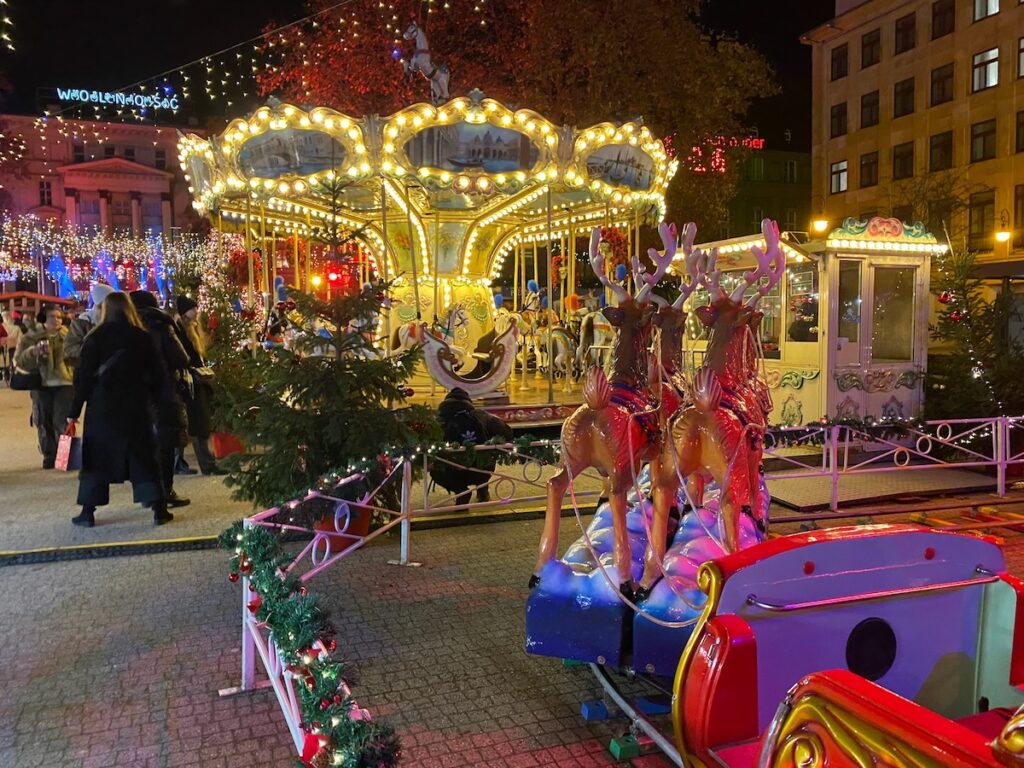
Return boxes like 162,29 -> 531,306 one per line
219,521 -> 400,768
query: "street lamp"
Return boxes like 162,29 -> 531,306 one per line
811,218 -> 830,235
995,209 -> 1011,243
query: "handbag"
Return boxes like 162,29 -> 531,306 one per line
56,422 -> 82,471
10,367 -> 42,391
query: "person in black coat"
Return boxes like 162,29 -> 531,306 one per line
173,295 -> 224,475
431,388 -> 514,506
67,292 -> 172,527
130,290 -> 191,508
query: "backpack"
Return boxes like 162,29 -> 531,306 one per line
442,405 -> 484,445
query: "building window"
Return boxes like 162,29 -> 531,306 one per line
751,207 -> 765,231
893,205 -> 914,223
895,13 -> 916,54
784,159 -> 798,183
72,143 -> 85,164
928,199 -> 954,235
112,199 -> 130,217
974,0 -> 999,21
830,103 -> 848,138
872,267 -> 916,362
831,44 -> 849,80
830,160 -> 848,194
783,208 -> 798,230
971,118 -> 997,161
155,149 -> 166,170
861,90 -> 880,127
929,131 -> 954,170
862,28 -> 881,68
968,189 -> 995,249
124,146 -> 135,161
932,0 -> 955,38
860,151 -> 879,187
930,64 -> 954,105
38,181 -> 52,207
1018,37 -> 1023,77
894,77 -> 915,117
972,48 -> 1000,92
893,142 -> 915,180
103,145 -> 114,158
747,157 -> 764,181
1017,110 -> 1024,152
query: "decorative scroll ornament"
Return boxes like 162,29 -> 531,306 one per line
776,369 -> 819,390
779,394 -> 804,427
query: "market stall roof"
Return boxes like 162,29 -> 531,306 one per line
178,90 -> 677,280
668,230 -> 816,276
824,216 -> 947,255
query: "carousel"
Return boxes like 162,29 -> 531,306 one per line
178,88 -> 676,418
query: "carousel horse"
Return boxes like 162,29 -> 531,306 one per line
531,222 -> 679,598
419,315 -> 519,397
648,219 -> 784,583
575,309 -> 614,371
536,322 -> 577,391
402,21 -> 450,104
391,303 -> 469,369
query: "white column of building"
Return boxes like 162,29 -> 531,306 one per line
98,190 -> 111,235
130,192 -> 142,236
64,188 -> 78,229
160,193 -> 172,234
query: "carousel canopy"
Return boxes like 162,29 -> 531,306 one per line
178,90 -> 677,283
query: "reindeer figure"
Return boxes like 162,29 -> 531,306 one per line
531,223 -> 678,598
402,21 -> 450,104
646,219 -> 783,584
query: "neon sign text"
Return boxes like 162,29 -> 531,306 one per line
55,88 -> 180,112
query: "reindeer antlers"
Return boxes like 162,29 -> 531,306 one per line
672,222 -> 702,310
730,218 -> 785,308
634,221 -> 677,304
589,227 -> 629,303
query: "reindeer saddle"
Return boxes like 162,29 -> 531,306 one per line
609,381 -> 660,441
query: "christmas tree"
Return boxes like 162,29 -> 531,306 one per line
209,282 -> 441,509
926,245 -> 1024,419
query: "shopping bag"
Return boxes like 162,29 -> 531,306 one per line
56,423 -> 82,471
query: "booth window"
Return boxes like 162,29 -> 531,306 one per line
862,29 -> 881,69
838,261 -> 862,350
929,131 -> 953,171
872,267 -> 916,361
861,90 -> 880,127
786,263 -> 819,343
831,44 -> 849,80
932,0 -> 955,39
830,160 -> 848,193
686,272 -> 781,359
930,63 -> 954,106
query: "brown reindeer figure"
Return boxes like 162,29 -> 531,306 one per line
530,222 -> 678,597
646,219 -> 784,583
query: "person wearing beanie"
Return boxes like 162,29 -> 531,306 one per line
65,282 -> 115,367
173,295 -> 224,476
131,290 -> 191,508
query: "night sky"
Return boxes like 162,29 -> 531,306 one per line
1,0 -> 834,149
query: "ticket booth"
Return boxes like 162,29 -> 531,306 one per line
676,217 -> 939,425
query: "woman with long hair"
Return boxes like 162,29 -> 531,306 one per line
173,295 -> 223,475
67,291 -> 172,526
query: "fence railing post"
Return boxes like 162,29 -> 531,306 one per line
240,518 -> 256,691
997,416 -> 1007,497
398,457 -> 413,565
829,426 -> 840,513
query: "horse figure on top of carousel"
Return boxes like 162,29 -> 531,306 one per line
402,21 -> 450,105
647,218 -> 783,574
531,222 -> 686,599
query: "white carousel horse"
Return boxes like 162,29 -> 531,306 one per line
575,309 -> 614,370
402,21 -> 450,104
391,303 -> 469,369
536,324 -> 577,391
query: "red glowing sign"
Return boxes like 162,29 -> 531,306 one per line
686,135 -> 765,174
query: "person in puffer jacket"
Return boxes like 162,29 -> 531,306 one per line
64,283 -> 114,368
15,305 -> 73,468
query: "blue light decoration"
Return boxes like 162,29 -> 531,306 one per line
493,293 -> 504,309
92,249 -> 120,291
46,253 -> 76,298
527,279 -> 539,293
152,242 -> 167,301
391,48 -> 402,61
614,264 -> 628,281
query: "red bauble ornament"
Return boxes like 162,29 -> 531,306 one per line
247,596 -> 263,614
239,560 -> 253,575
403,387 -> 415,397
333,693 -> 344,704
228,572 -> 240,583
938,290 -> 952,304
299,586 -> 309,597
949,310 -> 964,323
325,639 -> 337,653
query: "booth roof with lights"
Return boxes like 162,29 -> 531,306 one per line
178,90 -> 676,286
675,216 -> 944,425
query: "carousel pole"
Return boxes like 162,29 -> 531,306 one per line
292,226 -> 299,289
259,203 -> 268,297
217,210 -> 223,276
546,188 -> 554,404
431,213 -> 439,398
533,238 -> 542,381
245,198 -> 254,309
518,238 -> 529,392
402,182 -> 421,320
305,210 -> 313,293
271,228 -> 277,295
380,182 -> 391,359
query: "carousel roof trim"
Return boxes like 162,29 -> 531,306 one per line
669,230 -> 813,273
